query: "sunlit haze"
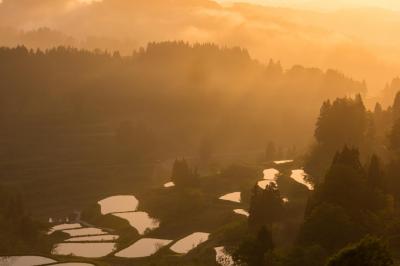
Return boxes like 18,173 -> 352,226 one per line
1,0 -> 400,95
216,0 -> 400,10
1,1 -> 400,265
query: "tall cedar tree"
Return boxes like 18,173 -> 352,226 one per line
248,183 -> 284,231
171,159 -> 197,186
233,226 -> 274,266
306,96 -> 368,181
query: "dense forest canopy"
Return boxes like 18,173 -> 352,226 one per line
2,40 -> 400,265
0,43 -> 366,163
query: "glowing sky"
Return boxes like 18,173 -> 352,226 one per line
1,0 -> 399,11
215,0 -> 400,10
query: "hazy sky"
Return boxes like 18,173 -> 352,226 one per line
2,0 -> 399,10
1,0 -> 399,95
215,0 -> 400,10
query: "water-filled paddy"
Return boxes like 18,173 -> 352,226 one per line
170,232 -> 210,254
48,223 -> 82,235
274,160 -> 294,165
98,195 -> 139,215
263,168 -> 279,181
115,238 -> 172,258
52,263 -> 95,266
66,234 -> 119,242
0,256 -> 56,266
290,169 -> 314,190
233,209 -> 249,217
112,211 -> 160,235
257,168 -> 280,189
219,192 -> 241,203
52,242 -> 117,258
63,227 -> 108,237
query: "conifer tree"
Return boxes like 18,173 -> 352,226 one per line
389,119 -> 400,156
392,91 -> 400,122
327,236 -> 393,266
248,183 -> 284,230
367,154 -> 384,190
171,158 -> 197,186
233,226 -> 274,266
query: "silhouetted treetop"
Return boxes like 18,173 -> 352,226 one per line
171,158 -> 198,186
0,42 -> 367,158
367,154 -> 384,190
248,183 -> 285,230
392,91 -> 400,122
327,236 -> 394,266
315,96 -> 367,147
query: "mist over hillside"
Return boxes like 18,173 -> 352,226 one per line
0,42 -> 366,162
3,2 -> 400,265
0,0 -> 399,98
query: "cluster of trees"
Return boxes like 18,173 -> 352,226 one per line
233,226 -> 275,266
0,43 -> 366,165
232,144 -> 397,266
231,184 -> 285,265
327,236 -> 393,266
248,184 -> 285,231
304,95 -> 369,181
0,42 -> 370,217
0,186 -> 50,253
231,92 -> 400,265
171,159 -> 198,187
305,91 -> 400,182
298,147 -> 391,253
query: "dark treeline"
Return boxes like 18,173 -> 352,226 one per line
0,186 -> 51,253
0,42 -> 365,164
228,92 -> 400,266
1,42 -> 391,264
305,91 -> 400,183
0,42 -> 367,219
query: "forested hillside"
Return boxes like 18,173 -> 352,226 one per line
0,42 -> 365,160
